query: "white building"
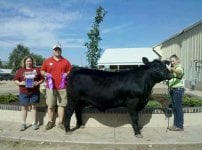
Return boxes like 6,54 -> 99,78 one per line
98,48 -> 159,71
0,69 -> 12,74
153,20 -> 202,90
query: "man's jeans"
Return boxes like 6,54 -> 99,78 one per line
170,88 -> 184,128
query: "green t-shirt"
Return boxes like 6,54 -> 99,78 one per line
169,64 -> 184,88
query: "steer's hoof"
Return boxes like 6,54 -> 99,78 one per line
135,134 -> 143,138
65,131 -> 72,135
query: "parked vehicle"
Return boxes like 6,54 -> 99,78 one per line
0,75 -> 3,81
0,74 -> 14,81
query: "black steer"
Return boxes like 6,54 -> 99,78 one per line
64,57 -> 172,138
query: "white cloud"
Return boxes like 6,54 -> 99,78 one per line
102,23 -> 132,34
0,1 -> 84,50
0,0 -> 101,64
18,7 -> 35,18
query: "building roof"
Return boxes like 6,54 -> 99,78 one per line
153,20 -> 202,57
158,20 -> 202,45
98,48 -> 158,66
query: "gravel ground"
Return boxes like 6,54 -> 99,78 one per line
0,139 -> 202,150
0,80 -> 19,95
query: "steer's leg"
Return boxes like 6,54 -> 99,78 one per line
126,100 -> 143,138
128,110 -> 143,138
64,100 -> 76,133
75,103 -> 84,128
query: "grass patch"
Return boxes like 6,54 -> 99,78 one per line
0,94 -> 18,104
150,94 -> 202,108
183,95 -> 202,107
146,100 -> 162,108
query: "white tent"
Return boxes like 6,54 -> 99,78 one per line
98,48 -> 159,70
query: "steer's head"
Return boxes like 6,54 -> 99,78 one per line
142,57 -> 172,82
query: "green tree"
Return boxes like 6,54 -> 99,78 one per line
0,59 -> 3,68
0,60 -> 9,69
30,53 -> 45,66
8,44 -> 30,73
85,6 -> 106,69
7,44 -> 45,73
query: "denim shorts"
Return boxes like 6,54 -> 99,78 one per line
19,92 -> 40,105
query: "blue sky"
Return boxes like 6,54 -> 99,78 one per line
0,0 -> 202,66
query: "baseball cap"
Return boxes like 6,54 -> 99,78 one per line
52,43 -> 61,50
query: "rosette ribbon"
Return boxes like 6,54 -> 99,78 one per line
58,73 -> 67,89
46,73 -> 53,89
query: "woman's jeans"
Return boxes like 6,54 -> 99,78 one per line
169,88 -> 184,128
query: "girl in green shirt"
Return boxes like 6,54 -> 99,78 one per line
167,54 -> 184,131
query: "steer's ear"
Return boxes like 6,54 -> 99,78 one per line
142,57 -> 149,65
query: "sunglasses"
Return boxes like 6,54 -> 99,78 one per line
54,48 -> 61,51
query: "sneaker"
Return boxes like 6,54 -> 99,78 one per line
168,126 -> 184,131
20,124 -> 26,131
45,121 -> 55,130
32,123 -> 39,130
57,122 -> 64,130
